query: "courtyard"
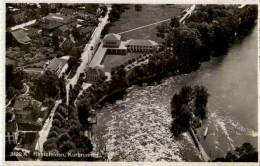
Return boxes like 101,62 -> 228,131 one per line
101,52 -> 143,72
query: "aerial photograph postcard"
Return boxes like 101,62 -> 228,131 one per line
4,2 -> 259,164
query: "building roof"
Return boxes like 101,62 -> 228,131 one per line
58,25 -> 70,32
61,8 -> 75,15
47,57 -> 68,72
103,33 -> 121,41
41,22 -> 63,30
6,121 -> 17,132
13,96 -> 42,111
45,13 -> 77,24
125,39 -> 158,47
79,26 -> 95,34
11,29 -> 31,44
86,67 -> 105,77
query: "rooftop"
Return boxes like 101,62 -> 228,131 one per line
86,67 -> 105,76
58,25 -> 70,32
13,96 -> 42,111
103,33 -> 121,41
41,21 -> 63,30
45,13 -> 76,24
125,39 -> 158,47
11,29 -> 31,44
47,57 -> 68,72
79,26 -> 95,34
61,8 -> 75,15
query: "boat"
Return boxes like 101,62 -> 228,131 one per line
204,125 -> 209,139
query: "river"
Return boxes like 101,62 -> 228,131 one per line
92,26 -> 258,161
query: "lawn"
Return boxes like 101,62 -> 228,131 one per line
102,53 -> 143,72
109,4 -> 185,43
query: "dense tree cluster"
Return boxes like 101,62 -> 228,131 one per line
171,86 -> 209,136
213,142 -> 258,162
85,4 -> 99,15
6,64 -> 27,99
158,5 -> 257,73
101,4 -> 129,37
108,4 -> 130,22
69,73 -> 85,105
31,70 -> 60,101
43,104 -> 93,161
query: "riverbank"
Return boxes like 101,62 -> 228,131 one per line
92,23 -> 258,161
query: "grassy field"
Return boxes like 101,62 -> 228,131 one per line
102,53 -> 143,72
109,4 -> 185,43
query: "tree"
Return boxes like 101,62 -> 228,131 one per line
57,133 -> 70,147
59,75 -> 66,102
52,33 -> 59,50
47,131 -> 58,139
52,119 -> 62,128
172,26 -> 202,72
40,3 -> 50,15
60,141 -> 75,153
156,22 -> 169,38
180,86 -> 192,104
135,5 -> 142,11
213,142 -> 258,162
53,112 -> 65,124
194,86 -> 209,119
77,99 -> 91,125
72,27 -> 82,41
43,137 -> 56,151
6,112 -> 13,122
33,71 -> 59,101
85,4 -> 99,15
170,17 -> 180,28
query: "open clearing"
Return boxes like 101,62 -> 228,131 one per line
109,4 -> 184,43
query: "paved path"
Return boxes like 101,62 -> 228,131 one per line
190,128 -> 210,162
35,100 -> 62,154
10,19 -> 36,31
117,18 -> 172,35
179,4 -> 196,23
23,83 -> 29,95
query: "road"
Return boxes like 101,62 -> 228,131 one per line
179,4 -> 196,23
35,100 -> 62,154
22,83 -> 29,95
66,5 -> 112,104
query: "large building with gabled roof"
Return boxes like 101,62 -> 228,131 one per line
10,29 -> 31,47
85,66 -> 106,83
41,13 -> 77,34
44,57 -> 68,77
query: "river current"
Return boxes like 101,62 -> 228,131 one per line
93,26 -> 258,161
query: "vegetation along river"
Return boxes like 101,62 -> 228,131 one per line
93,26 -> 258,161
